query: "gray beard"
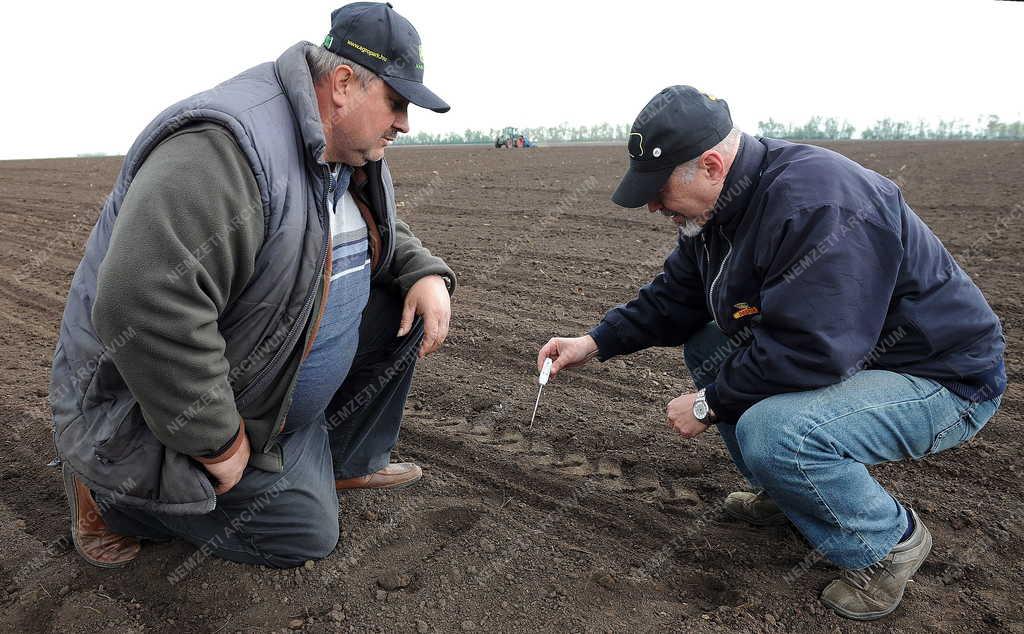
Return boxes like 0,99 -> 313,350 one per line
677,217 -> 705,238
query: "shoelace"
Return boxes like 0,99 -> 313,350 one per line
844,560 -> 896,592
750,489 -> 770,502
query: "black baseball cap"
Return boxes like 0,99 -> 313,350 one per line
323,2 -> 450,113
612,86 -> 732,208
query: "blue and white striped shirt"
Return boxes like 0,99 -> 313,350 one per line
286,165 -> 372,430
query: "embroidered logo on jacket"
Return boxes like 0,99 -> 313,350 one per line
733,303 -> 760,320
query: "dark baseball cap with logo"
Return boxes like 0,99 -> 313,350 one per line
323,2 -> 450,113
612,86 -> 732,208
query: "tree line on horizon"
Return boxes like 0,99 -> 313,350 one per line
759,115 -> 1023,141
395,123 -> 633,146
394,115 -> 1024,145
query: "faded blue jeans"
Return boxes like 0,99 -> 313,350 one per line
683,322 -> 1002,569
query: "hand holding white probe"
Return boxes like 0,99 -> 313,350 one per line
535,335 -> 599,378
531,335 -> 600,427
529,358 -> 553,427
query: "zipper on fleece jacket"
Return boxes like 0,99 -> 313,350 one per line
704,227 -> 734,329
263,167 -> 333,450
233,167 -> 331,428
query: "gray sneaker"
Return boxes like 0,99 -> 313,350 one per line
723,489 -> 789,526
820,508 -> 933,621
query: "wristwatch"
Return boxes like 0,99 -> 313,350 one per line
693,388 -> 717,424
440,273 -> 454,293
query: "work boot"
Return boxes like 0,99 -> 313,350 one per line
335,462 -> 422,491
62,462 -> 141,568
820,508 -> 932,620
723,489 -> 789,526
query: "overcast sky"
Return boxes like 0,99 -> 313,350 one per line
1,0 -> 1021,159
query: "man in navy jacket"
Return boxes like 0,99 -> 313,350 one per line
538,86 -> 1005,620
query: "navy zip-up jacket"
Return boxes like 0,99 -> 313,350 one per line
590,133 -> 1006,423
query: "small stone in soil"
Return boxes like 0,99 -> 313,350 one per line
590,570 -> 616,590
377,570 -> 412,591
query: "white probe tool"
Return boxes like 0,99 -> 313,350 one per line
529,357 -> 553,427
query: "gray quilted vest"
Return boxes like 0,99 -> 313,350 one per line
50,42 -> 397,515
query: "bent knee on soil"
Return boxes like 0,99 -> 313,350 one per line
262,523 -> 340,569
255,505 -> 341,569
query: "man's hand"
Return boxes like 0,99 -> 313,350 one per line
667,392 -> 709,439
536,335 -> 599,378
399,275 -> 451,358
202,432 -> 251,495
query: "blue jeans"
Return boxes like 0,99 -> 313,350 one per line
683,323 -> 1001,569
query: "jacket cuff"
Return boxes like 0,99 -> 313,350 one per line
399,268 -> 457,297
589,322 -> 627,361
704,383 -> 730,424
193,419 -> 246,465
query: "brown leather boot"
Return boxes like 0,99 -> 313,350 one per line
62,463 -> 141,568
335,462 -> 422,491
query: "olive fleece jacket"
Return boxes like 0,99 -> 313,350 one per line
92,123 -> 454,462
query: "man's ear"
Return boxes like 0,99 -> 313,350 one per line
330,64 -> 358,108
702,150 -> 728,182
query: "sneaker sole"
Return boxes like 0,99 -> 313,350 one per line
822,584 -> 904,621
62,463 -> 135,569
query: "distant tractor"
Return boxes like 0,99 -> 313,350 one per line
495,127 -> 534,148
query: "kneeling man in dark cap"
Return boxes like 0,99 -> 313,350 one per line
53,3 -> 455,570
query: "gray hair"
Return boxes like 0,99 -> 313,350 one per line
674,128 -> 742,184
306,45 -> 376,86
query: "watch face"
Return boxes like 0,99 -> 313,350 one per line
693,400 -> 709,420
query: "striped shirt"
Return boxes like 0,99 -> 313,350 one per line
286,165 -> 372,430
330,186 -> 370,281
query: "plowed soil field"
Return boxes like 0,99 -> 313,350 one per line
0,141 -> 1021,633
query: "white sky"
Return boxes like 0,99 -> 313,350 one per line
1,0 -> 1021,159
